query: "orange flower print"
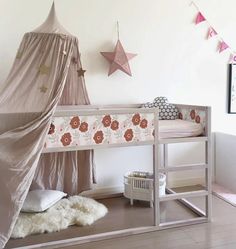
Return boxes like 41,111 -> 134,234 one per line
179,113 -> 183,120
140,119 -> 148,129
111,120 -> 119,130
79,122 -> 88,132
93,131 -> 104,144
70,116 -> 80,129
48,123 -> 55,134
132,114 -> 141,125
190,110 -> 195,120
124,129 -> 134,142
102,115 -> 112,127
195,115 -> 201,123
60,133 -> 72,146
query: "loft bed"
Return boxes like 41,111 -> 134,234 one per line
39,103 -> 212,248
0,5 -> 212,248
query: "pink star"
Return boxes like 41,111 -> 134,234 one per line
101,40 -> 137,76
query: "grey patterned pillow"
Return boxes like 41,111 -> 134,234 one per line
143,97 -> 179,120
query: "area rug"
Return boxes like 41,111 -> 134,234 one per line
11,195 -> 108,238
212,183 -> 236,207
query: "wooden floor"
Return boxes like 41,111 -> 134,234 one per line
7,187 -> 236,249
6,193 -> 198,249
65,196 -> 236,249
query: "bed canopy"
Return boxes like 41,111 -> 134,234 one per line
0,4 -> 94,248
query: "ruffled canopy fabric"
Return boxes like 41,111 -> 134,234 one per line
0,4 -> 93,248
33,3 -> 71,35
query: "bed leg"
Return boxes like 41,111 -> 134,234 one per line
153,144 -> 161,227
150,201 -> 153,208
130,199 -> 133,205
205,107 -> 212,222
205,140 -> 212,221
163,144 -> 169,187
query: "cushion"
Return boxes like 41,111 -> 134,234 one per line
143,97 -> 179,120
21,190 -> 67,213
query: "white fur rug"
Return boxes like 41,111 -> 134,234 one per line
11,195 -> 108,238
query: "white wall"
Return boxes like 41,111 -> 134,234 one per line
0,0 -> 234,192
215,132 -> 236,192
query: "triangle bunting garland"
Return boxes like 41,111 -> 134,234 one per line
219,41 -> 229,53
229,54 -> 236,63
192,1 -> 233,61
207,27 -> 217,39
195,12 -> 206,24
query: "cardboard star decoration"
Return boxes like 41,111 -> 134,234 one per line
101,40 -> 137,76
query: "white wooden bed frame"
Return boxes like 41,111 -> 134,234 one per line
17,103 -> 212,249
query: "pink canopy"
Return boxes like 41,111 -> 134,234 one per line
0,4 -> 93,248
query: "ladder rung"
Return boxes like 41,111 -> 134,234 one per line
159,164 -> 207,172
160,190 -> 208,202
159,136 -> 208,144
159,217 -> 207,228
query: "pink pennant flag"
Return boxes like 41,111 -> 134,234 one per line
208,27 -> 217,39
229,54 -> 236,63
219,41 -> 229,53
195,12 -> 206,24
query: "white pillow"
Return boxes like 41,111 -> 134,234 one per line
21,190 -> 67,213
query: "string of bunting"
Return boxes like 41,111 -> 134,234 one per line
191,1 -> 236,63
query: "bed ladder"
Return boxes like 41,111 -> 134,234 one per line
153,106 -> 212,228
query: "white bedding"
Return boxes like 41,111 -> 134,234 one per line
159,119 -> 204,139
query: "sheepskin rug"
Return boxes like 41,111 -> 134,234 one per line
11,196 -> 108,238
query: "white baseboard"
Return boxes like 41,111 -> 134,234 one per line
168,177 -> 204,188
81,186 -> 124,199
81,177 -> 204,198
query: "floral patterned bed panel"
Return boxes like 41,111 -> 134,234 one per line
178,107 -> 206,133
45,112 -> 155,150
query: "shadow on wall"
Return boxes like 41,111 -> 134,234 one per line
215,132 -> 236,193
82,41 -> 114,76
166,142 -> 205,187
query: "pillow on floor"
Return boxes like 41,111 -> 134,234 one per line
21,190 -> 67,213
143,96 -> 179,120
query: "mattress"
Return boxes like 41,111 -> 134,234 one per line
159,119 -> 204,139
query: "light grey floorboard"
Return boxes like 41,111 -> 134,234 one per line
7,189 -> 236,249
65,196 -> 236,249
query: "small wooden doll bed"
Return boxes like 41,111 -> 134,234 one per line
41,103 -> 212,248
